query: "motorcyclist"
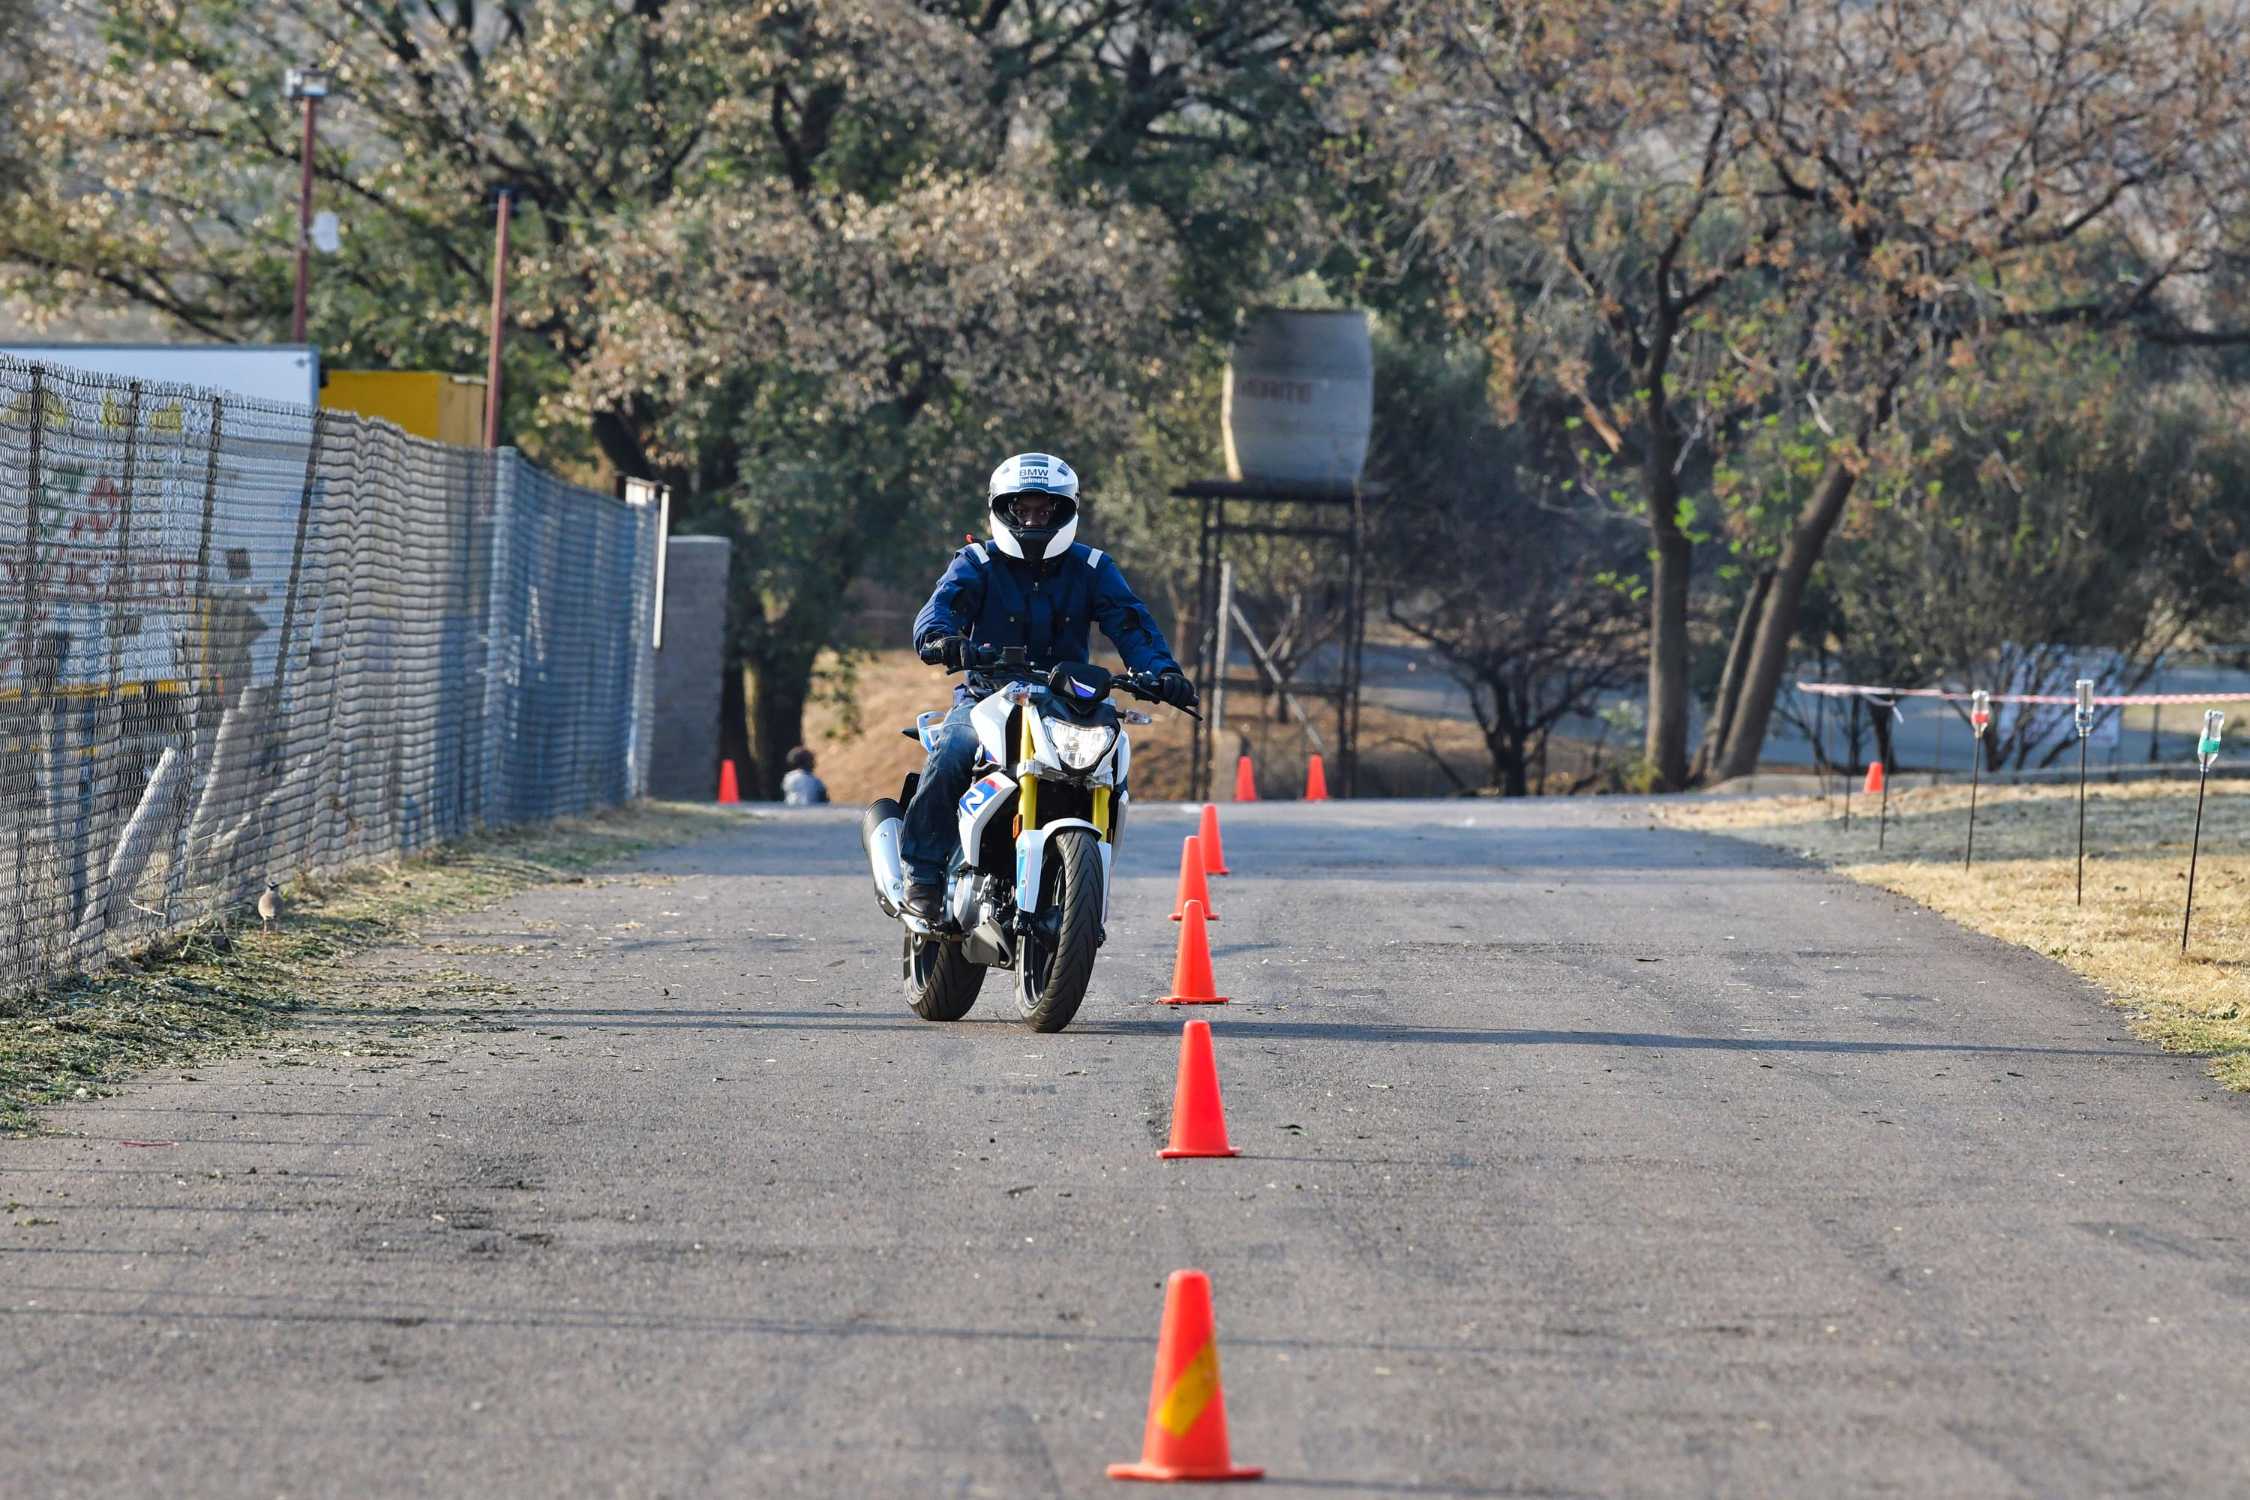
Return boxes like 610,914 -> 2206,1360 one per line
901,452 -> 1196,921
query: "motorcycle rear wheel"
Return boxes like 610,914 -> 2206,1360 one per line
1015,827 -> 1102,1033
903,928 -> 983,1021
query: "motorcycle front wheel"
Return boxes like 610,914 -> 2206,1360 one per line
903,928 -> 983,1021
1015,827 -> 1102,1033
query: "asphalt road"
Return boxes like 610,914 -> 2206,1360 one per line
9,800 -> 2250,1497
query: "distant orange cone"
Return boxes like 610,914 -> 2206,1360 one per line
718,758 -> 741,804
1303,754 -> 1329,802
1159,901 -> 1228,1006
1171,836 -> 1218,922
1197,804 -> 1232,877
1108,1270 -> 1262,1483
1233,755 -> 1258,802
1160,1021 -> 1238,1158
1863,760 -> 1884,795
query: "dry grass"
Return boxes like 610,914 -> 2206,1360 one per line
1658,778 -> 2250,1087
0,801 -> 731,1132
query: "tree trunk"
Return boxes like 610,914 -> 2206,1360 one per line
1712,459 -> 1862,781
718,652 -> 751,791
1483,725 -> 1530,797
1871,700 -> 1895,774
1644,508 -> 1694,789
1691,567 -> 1775,784
743,645 -> 816,801
1638,313 -> 1692,792
1471,677 -> 1530,797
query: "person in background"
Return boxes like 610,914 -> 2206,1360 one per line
781,745 -> 828,806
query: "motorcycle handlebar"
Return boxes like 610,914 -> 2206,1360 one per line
946,647 -> 1196,715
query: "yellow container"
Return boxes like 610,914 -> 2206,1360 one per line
320,370 -> 485,445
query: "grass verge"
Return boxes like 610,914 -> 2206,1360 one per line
1658,778 -> 2250,1087
0,801 -> 733,1134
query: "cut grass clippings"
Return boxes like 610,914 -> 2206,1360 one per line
1658,778 -> 2250,1087
0,800 -> 733,1134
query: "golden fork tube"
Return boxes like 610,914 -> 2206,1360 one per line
1019,714 -> 1040,830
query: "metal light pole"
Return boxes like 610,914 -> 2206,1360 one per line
285,67 -> 329,343
1964,689 -> 1990,869
483,187 -> 514,448
2183,709 -> 2223,953
2073,678 -> 2094,905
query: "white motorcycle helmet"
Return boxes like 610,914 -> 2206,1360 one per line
987,452 -> 1080,560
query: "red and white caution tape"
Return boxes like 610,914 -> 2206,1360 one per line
1796,682 -> 2250,707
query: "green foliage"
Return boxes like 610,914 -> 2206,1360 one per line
2,1 -> 1375,790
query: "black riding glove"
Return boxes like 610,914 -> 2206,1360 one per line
1156,671 -> 1199,711
920,634 -> 971,670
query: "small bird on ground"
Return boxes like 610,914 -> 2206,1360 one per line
257,881 -> 282,929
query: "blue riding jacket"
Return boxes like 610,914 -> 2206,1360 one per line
911,541 -> 1181,703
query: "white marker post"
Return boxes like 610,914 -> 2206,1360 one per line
1841,696 -> 1855,831
1965,690 -> 1991,869
2183,709 -> 2223,953
2074,679 -> 2095,906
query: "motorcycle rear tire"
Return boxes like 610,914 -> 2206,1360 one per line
904,929 -> 983,1021
1016,827 -> 1102,1033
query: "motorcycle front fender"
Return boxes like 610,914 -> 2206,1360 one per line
1015,818 -> 1111,922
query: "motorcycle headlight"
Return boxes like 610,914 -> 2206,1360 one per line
1046,719 -> 1116,771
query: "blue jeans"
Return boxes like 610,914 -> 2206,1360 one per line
902,701 -> 981,886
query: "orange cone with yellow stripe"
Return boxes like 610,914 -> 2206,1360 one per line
1107,1270 -> 1263,1483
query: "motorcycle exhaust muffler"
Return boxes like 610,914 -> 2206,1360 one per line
861,799 -> 907,917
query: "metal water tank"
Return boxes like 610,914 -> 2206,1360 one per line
1222,308 -> 1373,488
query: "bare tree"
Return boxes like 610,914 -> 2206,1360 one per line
1372,340 -> 1644,795
1386,521 -> 1644,796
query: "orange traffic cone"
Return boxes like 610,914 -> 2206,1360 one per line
717,758 -> 741,804
1159,901 -> 1229,1006
1160,1021 -> 1238,1158
1303,754 -> 1329,802
1197,804 -> 1232,877
1233,755 -> 1258,802
1863,760 -> 1884,795
1108,1270 -> 1263,1483
1171,836 -> 1218,922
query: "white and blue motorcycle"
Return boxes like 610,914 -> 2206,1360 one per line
860,644 -> 1186,1032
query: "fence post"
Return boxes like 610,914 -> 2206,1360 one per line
75,381 -> 144,954
161,396 -> 226,923
477,450 -> 518,829
10,365 -> 47,979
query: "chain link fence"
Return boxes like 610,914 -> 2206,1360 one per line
2,354 -> 658,995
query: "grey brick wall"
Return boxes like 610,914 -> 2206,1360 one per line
650,536 -> 731,801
